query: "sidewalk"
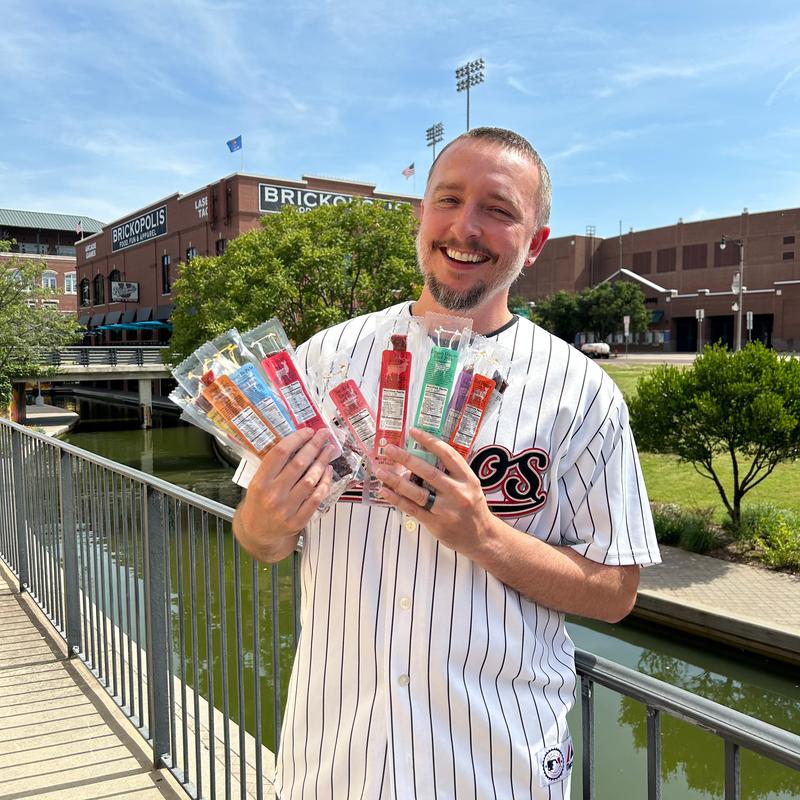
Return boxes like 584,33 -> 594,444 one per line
635,544 -> 800,666
23,402 -> 79,436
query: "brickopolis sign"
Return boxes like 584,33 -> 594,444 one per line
259,183 -> 405,214
111,206 -> 168,252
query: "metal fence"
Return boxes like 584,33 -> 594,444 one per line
0,416 -> 798,800
40,346 -> 168,367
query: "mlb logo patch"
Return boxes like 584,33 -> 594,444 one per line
536,737 -> 574,786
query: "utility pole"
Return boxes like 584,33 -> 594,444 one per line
719,235 -> 745,351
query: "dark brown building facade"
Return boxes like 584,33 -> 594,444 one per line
517,207 -> 800,351
75,173 -> 420,344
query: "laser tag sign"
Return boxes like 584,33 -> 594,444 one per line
112,206 -> 168,252
259,184 -> 404,214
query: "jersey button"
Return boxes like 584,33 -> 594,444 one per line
398,674 -> 410,687
399,596 -> 411,610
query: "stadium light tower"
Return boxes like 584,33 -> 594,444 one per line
426,122 -> 444,162
455,58 -> 485,130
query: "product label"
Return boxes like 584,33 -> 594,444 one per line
348,407 -> 376,450
232,364 -> 294,437
418,384 -> 449,430
231,406 -> 276,452
453,404 -> 483,448
281,380 -> 317,422
379,388 -> 407,432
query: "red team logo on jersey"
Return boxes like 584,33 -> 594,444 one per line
469,445 -> 549,518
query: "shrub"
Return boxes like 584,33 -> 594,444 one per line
736,503 -> 800,571
650,503 -> 718,553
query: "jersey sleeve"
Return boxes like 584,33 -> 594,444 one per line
558,398 -> 661,567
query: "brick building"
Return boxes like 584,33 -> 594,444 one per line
0,210 -> 104,314
517,207 -> 800,351
75,172 -> 420,344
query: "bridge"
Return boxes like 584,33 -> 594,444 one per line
0,417 -> 798,799
15,346 -> 172,428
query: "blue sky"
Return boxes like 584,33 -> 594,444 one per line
2,0 -> 799,239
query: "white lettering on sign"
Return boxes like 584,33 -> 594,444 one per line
258,183 -> 408,215
84,242 -> 97,259
111,206 -> 168,252
195,196 -> 208,219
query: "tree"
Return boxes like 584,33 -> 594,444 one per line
629,343 -> 800,526
531,290 -> 582,344
168,199 -> 422,362
0,242 -> 81,409
581,280 -> 650,341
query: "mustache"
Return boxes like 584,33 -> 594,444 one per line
429,239 -> 496,261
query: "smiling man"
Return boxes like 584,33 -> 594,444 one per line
234,127 -> 660,799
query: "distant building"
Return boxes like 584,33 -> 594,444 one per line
0,209 -> 104,314
517,207 -> 800,351
75,172 -> 420,345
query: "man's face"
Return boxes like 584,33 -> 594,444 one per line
416,139 -> 548,313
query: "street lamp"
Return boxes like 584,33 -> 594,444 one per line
455,58 -> 485,130
719,235 -> 745,351
426,122 -> 444,162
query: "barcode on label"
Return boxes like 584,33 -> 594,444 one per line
282,381 -> 316,422
231,406 -> 276,452
418,384 -> 448,429
379,388 -> 406,432
453,404 -> 482,448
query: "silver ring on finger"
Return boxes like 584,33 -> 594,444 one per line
422,488 -> 436,512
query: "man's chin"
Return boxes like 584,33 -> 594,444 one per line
426,275 -> 489,312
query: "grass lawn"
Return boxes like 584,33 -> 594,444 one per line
600,361 -> 800,522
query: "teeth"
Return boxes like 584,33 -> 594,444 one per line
445,248 -> 487,263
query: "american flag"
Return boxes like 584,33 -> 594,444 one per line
402,162 -> 415,178
75,220 -> 83,236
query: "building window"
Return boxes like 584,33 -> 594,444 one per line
215,238 -> 226,256
656,247 -> 676,273
42,300 -> 60,310
632,251 -> 651,274
682,243 -> 707,270
783,251 -> 795,261
64,272 -> 77,294
93,274 -> 105,305
162,254 -> 171,294
42,270 -> 57,290
108,269 -> 121,301
784,235 -> 795,245
80,278 -> 90,306
186,247 -> 197,262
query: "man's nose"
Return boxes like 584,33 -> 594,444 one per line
450,203 -> 482,241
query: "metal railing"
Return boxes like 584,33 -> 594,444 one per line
0,416 -> 798,799
39,346 -> 168,367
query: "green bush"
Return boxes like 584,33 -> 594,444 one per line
736,503 -> 800,571
650,503 -> 718,553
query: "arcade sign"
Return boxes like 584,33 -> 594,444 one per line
111,205 -> 167,252
84,241 -> 97,259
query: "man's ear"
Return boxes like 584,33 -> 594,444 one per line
524,226 -> 550,268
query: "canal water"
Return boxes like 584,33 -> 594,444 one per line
56,395 -> 800,798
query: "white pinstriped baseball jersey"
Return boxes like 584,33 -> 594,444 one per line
275,301 -> 660,800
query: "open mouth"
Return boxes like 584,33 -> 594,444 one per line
440,246 -> 492,266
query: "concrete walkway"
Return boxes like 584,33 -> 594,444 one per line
636,544 -> 800,665
0,566 -> 184,800
23,403 -> 79,437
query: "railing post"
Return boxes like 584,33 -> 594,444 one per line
647,706 -> 662,800
581,675 -> 594,799
143,486 -> 170,767
60,450 -> 82,656
724,741 -> 741,800
11,428 -> 29,592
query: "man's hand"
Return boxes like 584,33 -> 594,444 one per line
376,428 -> 639,623
233,428 -> 335,563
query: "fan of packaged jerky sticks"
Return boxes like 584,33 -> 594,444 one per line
168,314 -> 512,515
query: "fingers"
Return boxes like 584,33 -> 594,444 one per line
377,483 -> 434,525
380,441 -> 449,490
258,427 -> 332,487
375,463 -> 432,507
406,428 -> 471,477
293,466 -> 334,525
286,440 -> 338,511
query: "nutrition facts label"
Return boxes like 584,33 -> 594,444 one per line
379,388 -> 407,432
281,381 -> 317,422
453,404 -> 482,448
257,397 -> 294,437
347,407 -> 376,450
231,406 -> 276,453
418,384 -> 448,430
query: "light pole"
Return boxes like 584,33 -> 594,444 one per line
426,122 -> 444,163
719,235 -> 745,351
695,308 -> 705,353
455,58 -> 485,130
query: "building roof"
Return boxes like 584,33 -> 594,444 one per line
0,209 -> 104,233
601,268 -> 673,294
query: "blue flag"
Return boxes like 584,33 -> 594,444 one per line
227,135 -> 242,153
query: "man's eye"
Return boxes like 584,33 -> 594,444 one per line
491,207 -> 513,217
438,196 -> 458,204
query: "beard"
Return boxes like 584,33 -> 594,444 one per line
416,236 -> 527,312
